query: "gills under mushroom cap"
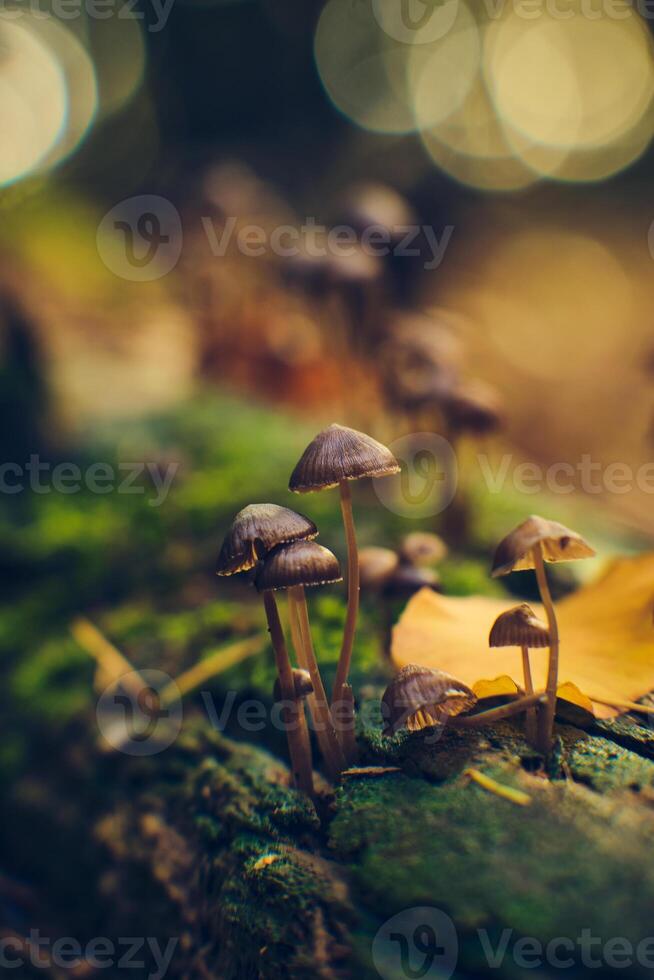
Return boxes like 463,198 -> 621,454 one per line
491,515 -> 595,578
288,424 -> 400,493
255,540 -> 342,592
382,664 -> 477,736
217,503 -> 317,576
489,603 -> 550,649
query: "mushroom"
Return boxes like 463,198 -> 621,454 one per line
216,503 -> 317,576
398,531 -> 447,568
256,539 -> 346,776
442,379 -> 504,438
382,664 -> 546,737
273,668 -> 315,795
491,515 -> 595,754
489,603 -> 550,746
289,424 -> 400,712
358,546 -> 400,592
382,664 -> 477,736
216,503 -> 319,788
382,564 -> 442,600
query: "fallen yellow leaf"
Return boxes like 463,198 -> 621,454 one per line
392,553 -> 654,719
473,676 -> 521,699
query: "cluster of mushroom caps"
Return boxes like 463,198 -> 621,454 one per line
217,424 -> 401,796
382,515 -> 595,757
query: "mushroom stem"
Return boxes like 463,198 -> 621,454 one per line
287,696 -> 315,796
262,591 -> 314,792
532,543 -> 560,755
338,683 -> 359,765
288,586 -> 346,777
333,478 -> 359,708
521,644 -> 537,746
288,597 -> 336,770
450,692 -> 545,728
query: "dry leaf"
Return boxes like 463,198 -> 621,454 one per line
392,553 -> 654,719
473,676 -> 521,699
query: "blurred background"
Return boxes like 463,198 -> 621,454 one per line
4,0 -> 654,971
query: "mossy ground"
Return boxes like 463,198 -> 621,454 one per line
4,393 -> 654,978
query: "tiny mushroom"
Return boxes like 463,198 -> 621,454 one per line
399,531 -> 447,568
382,665 -> 477,736
382,564 -> 442,600
358,546 -> 400,592
217,503 -> 319,790
273,668 -> 315,795
491,515 -> 595,755
289,424 -> 400,711
442,379 -> 504,438
489,603 -> 550,746
256,539 -> 346,776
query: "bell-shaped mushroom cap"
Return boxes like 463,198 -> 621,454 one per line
489,603 -> 550,649
399,531 -> 447,567
382,664 -> 476,736
273,668 -> 313,702
217,503 -> 317,576
255,540 -> 342,592
359,547 -> 399,591
383,564 -> 441,600
289,424 -> 400,493
491,515 -> 595,577
442,379 -> 504,435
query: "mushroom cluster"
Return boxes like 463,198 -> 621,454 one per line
217,424 -> 400,793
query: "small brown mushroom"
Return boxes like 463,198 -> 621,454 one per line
216,503 -> 317,576
358,546 -> 400,592
256,540 -> 346,776
289,424 -> 399,712
381,665 -> 477,736
273,668 -> 314,795
489,604 -> 550,746
442,379 -> 504,437
383,565 -> 442,600
399,531 -> 447,568
491,515 -> 595,755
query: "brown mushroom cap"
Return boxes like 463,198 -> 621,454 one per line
288,424 -> 400,492
442,379 -> 504,435
255,540 -> 342,592
491,515 -> 596,577
489,603 -> 550,649
217,503 -> 318,576
383,564 -> 441,600
381,664 -> 477,736
399,531 -> 448,567
273,668 -> 313,702
358,547 -> 400,591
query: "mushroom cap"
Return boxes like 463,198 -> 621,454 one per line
336,182 -> 417,243
217,503 -> 318,576
289,424 -> 400,492
491,515 -> 596,577
489,603 -> 550,649
273,668 -> 313,702
442,379 -> 504,435
382,664 -> 477,736
383,564 -> 441,599
359,546 -> 400,591
399,531 -> 447,567
255,540 -> 342,592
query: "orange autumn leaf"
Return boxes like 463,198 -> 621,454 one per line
473,676 -> 521,699
392,553 -> 654,719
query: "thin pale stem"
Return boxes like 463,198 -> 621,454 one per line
337,683 -> 358,766
262,591 -> 314,792
289,587 -> 346,777
521,644 -> 537,746
450,692 -> 545,728
333,479 -> 359,707
533,544 -> 560,755
288,594 -> 330,766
